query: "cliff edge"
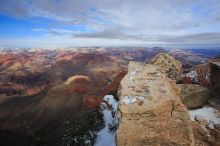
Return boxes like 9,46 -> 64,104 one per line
116,62 -> 194,146
151,53 -> 182,80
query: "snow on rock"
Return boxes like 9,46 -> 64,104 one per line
94,126 -> 116,146
129,68 -> 141,83
103,95 -> 118,111
94,95 -> 118,146
186,70 -> 198,81
84,139 -> 91,145
130,68 -> 140,75
129,77 -> 134,83
117,61 -> 194,146
122,96 -> 137,105
189,106 -> 220,129
122,95 -> 146,105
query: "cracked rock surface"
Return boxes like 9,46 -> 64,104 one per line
151,53 -> 182,80
116,61 -> 194,146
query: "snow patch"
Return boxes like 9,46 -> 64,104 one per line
186,71 -> 198,81
122,96 -> 137,105
131,69 -> 140,75
122,95 -> 146,105
94,126 -> 116,146
103,95 -> 118,111
84,139 -> 91,145
189,106 -> 220,128
94,95 -> 118,146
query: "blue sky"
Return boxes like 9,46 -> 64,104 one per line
0,15 -> 47,38
0,0 -> 220,48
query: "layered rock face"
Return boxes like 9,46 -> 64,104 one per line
117,62 -> 194,146
151,53 -> 182,80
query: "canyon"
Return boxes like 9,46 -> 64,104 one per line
0,47 -> 219,146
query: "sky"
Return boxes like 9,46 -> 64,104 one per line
0,0 -> 220,48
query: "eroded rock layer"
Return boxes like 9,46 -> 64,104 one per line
151,53 -> 182,80
117,62 -> 194,146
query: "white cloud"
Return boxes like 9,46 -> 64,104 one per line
0,0 -> 220,47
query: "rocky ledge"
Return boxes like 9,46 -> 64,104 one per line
116,61 -> 194,146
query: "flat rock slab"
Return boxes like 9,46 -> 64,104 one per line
116,62 -> 194,146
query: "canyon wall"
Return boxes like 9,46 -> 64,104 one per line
210,61 -> 220,95
116,62 -> 194,146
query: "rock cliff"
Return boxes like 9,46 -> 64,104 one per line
116,62 -> 194,146
210,61 -> 220,95
151,53 -> 182,80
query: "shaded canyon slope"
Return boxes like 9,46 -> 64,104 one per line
0,48 -> 165,146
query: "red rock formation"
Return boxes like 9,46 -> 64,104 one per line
182,76 -> 193,84
64,75 -> 90,94
194,64 -> 211,87
81,71 -> 127,109
82,95 -> 102,109
103,71 -> 127,95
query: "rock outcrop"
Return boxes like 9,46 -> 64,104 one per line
151,53 -> 182,80
179,84 -> 211,109
194,64 -> 211,87
116,62 -> 194,146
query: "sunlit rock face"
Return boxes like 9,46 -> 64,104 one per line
116,61 -> 194,146
151,53 -> 182,80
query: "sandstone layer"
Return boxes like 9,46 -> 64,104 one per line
117,62 -> 194,146
151,53 -> 182,80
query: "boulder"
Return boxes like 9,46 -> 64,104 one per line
151,53 -> 182,80
179,84 -> 211,109
116,61 -> 194,146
